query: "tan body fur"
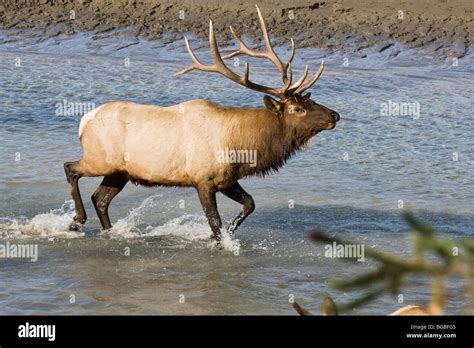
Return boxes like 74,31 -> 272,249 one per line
78,100 -> 297,188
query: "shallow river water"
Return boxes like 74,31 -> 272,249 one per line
0,32 -> 473,314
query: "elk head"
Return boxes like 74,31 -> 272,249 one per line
176,5 -> 340,137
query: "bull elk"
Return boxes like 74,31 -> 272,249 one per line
64,5 -> 340,244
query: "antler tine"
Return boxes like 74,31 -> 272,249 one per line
285,38 -> 296,70
175,37 -> 207,76
208,20 -> 228,69
295,60 -> 324,94
223,6 -> 290,79
243,62 -> 249,82
224,26 -> 295,81
254,5 -> 288,80
208,20 -> 254,82
288,65 -> 309,93
283,62 -> 293,91
222,26 -> 259,60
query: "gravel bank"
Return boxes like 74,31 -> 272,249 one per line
0,0 -> 472,59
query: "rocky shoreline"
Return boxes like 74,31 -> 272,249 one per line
0,0 -> 472,60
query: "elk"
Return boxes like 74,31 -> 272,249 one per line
64,5 -> 340,244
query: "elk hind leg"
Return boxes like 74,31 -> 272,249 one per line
91,173 -> 128,230
64,160 -> 87,231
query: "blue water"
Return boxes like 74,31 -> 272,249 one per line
0,31 -> 473,314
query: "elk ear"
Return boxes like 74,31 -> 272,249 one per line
263,96 -> 283,115
303,92 -> 311,99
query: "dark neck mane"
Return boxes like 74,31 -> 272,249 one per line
223,107 -> 315,178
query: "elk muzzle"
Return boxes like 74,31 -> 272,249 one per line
326,111 -> 340,130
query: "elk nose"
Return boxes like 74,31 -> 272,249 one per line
330,111 -> 340,122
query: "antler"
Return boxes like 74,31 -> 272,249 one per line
175,20 -> 291,99
222,5 -> 294,88
176,5 -> 324,98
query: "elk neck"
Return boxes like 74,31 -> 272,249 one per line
223,106 -> 314,178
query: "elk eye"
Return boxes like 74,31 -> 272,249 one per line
294,108 -> 303,113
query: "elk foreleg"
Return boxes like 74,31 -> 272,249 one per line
196,185 -> 222,243
91,173 -> 128,230
221,182 -> 255,234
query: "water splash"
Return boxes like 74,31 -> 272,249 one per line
102,194 -> 240,252
217,229 -> 241,254
0,200 -> 83,239
103,194 -> 163,238
0,195 -> 241,251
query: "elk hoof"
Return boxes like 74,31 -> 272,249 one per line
210,234 -> 223,248
68,221 -> 83,231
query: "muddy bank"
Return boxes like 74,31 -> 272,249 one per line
0,0 -> 472,59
